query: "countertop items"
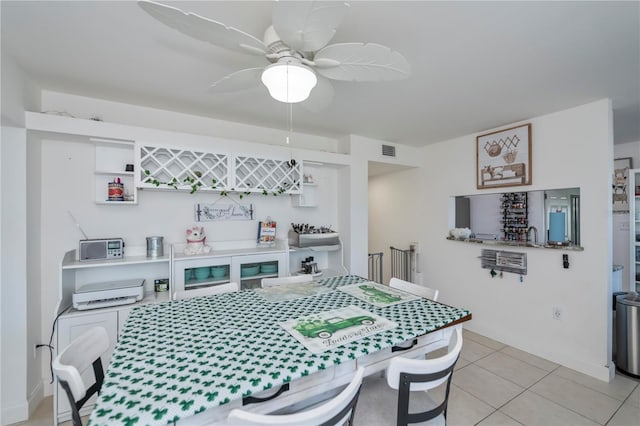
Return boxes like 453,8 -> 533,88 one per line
446,236 -> 584,251
289,224 -> 340,248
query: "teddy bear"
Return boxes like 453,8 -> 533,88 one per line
184,225 -> 212,255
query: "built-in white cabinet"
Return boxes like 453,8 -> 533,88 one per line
93,138 -> 137,204
232,251 -> 285,290
136,143 -> 302,195
171,241 -> 288,294
137,144 -> 231,192
289,240 -> 347,278
55,251 -> 171,423
173,255 -> 233,292
291,182 -> 318,207
629,169 -> 640,292
25,112 -> 306,200
234,155 -> 301,194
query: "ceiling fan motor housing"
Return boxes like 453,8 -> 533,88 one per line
263,25 -> 310,62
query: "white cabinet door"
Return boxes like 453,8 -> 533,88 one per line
172,256 -> 233,295
231,252 -> 286,290
56,311 -> 118,423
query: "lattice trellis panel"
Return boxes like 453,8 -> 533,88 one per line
138,146 -> 229,191
235,156 -> 302,194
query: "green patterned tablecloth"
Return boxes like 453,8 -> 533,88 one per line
88,275 -> 470,425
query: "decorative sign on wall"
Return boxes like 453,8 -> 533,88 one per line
195,203 -> 254,221
477,123 -> 532,189
613,157 -> 633,213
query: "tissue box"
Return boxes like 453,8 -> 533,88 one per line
288,230 -> 340,248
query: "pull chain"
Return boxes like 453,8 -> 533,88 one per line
286,62 -> 291,145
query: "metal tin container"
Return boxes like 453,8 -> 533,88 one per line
146,236 -> 164,258
288,230 -> 340,248
616,292 -> 640,377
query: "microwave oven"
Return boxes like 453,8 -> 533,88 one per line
79,238 -> 124,261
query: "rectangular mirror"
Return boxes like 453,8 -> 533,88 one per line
453,187 -> 581,247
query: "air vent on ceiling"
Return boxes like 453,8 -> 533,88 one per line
382,144 -> 396,157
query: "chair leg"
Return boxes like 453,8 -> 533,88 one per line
60,380 -> 84,426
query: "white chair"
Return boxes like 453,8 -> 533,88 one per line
52,326 -> 110,426
227,367 -> 365,426
261,274 -> 314,288
174,282 -> 240,300
389,277 -> 439,301
390,278 -> 439,353
386,327 -> 463,426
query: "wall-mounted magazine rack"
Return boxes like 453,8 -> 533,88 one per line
479,249 -> 527,275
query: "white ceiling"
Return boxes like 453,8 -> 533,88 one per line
2,1 -> 639,147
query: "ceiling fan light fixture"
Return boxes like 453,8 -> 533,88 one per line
261,61 -> 317,103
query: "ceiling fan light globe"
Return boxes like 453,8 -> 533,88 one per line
261,62 -> 317,103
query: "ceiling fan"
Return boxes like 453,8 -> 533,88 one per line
138,1 -> 411,109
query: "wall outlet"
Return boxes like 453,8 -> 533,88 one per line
552,306 -> 563,320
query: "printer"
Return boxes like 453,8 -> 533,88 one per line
73,278 -> 145,311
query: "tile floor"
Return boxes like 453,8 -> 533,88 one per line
355,330 -> 640,425
15,330 -> 640,426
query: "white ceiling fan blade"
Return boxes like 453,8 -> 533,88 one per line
301,76 -> 335,112
208,68 -> 265,93
272,1 -> 350,52
139,0 -> 267,56
314,43 -> 411,81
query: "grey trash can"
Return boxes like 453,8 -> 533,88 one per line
615,292 -> 640,378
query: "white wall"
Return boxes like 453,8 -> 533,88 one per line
613,140 -> 640,290
368,167 -> 421,285
348,135 -> 423,277
418,99 -> 614,381
1,51 -> 41,424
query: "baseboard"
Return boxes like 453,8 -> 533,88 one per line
27,381 -> 45,419
1,400 -> 28,425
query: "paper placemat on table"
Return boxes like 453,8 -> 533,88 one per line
338,281 -> 420,308
281,305 -> 397,353
254,280 -> 333,302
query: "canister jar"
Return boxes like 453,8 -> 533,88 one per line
146,236 -> 164,258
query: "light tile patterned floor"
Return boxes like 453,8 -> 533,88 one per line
15,330 -> 640,426
355,329 -> 640,426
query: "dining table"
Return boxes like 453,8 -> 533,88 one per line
87,275 -> 471,426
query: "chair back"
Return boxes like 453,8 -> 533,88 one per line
389,277 -> 439,301
387,327 -> 462,391
174,282 -> 239,300
52,326 -> 110,426
227,367 -> 365,426
261,274 -> 313,288
386,327 -> 463,426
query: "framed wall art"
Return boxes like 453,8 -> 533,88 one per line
613,157 -> 632,213
477,123 -> 532,190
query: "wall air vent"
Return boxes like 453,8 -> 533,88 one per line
382,144 -> 396,157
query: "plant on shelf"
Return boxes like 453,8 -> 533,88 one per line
143,170 -> 296,197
